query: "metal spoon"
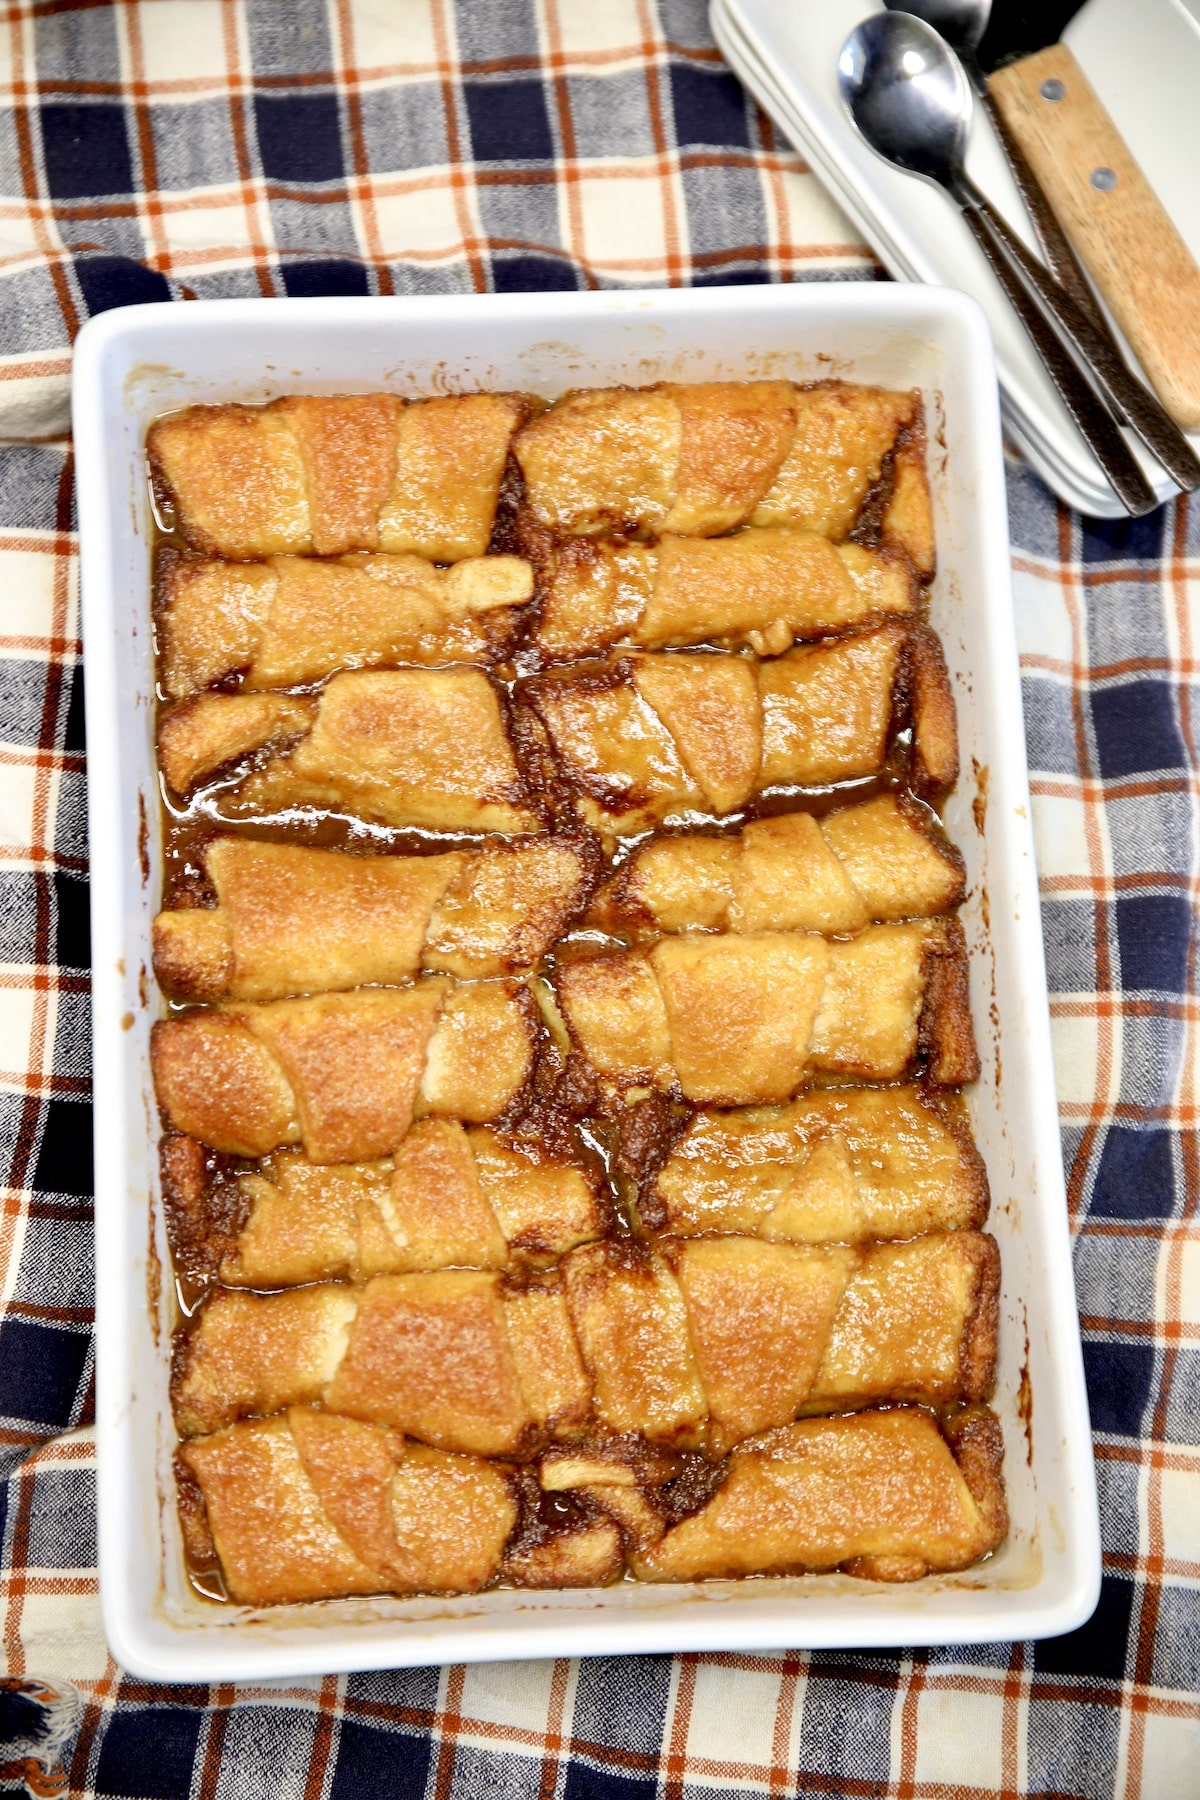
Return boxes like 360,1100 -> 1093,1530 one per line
840,14 -> 1200,510
883,0 -> 1123,355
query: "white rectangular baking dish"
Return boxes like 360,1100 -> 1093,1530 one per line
73,285 -> 1100,1682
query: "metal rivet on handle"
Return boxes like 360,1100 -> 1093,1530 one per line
1039,78 -> 1066,101
1091,167 -> 1118,191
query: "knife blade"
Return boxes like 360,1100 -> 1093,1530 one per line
979,0 -> 1200,429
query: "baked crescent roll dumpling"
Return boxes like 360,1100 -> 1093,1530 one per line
148,392 -> 529,561
173,1230 -> 997,1454
174,1269 -> 591,1453
530,531 -> 914,663
150,979 -> 539,1161
153,835 -> 597,1001
159,667 -> 545,834
178,1408 -> 518,1604
584,1406 -> 1007,1583
513,381 -> 921,543
625,1085 -> 988,1244
666,1231 -> 997,1454
553,919 -> 978,1104
161,1120 -> 608,1286
590,794 -> 964,939
155,546 -> 534,698
522,623 -> 957,835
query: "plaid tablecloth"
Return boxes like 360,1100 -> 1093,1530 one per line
0,3 -> 1196,1795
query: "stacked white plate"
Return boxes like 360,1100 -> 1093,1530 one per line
711,0 -> 1200,516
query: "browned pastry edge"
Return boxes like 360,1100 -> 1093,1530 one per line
845,437 -> 901,554
501,1471 -> 624,1588
894,789 -> 967,901
907,622 -> 959,801
514,656 -> 645,814
959,1233 -> 1002,1402
835,1404 -> 1007,1583
920,1090 -> 993,1230
502,701 -> 582,834
174,1450 -> 219,1572
918,918 -> 981,1085
943,1401 -> 1009,1546
486,449 -> 530,560
607,1092 -> 691,1229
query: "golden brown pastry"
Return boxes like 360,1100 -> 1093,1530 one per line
161,1121 -> 608,1286
150,979 -> 539,1160
178,1407 -> 518,1604
153,835 -> 597,1001
553,919 -> 978,1105
148,392 -> 528,561
521,623 -> 957,835
158,667 -> 545,833
173,1269 -> 589,1453
513,381 -> 923,543
172,1230 -> 998,1453
573,1405 -> 1007,1583
530,531 -> 914,662
590,794 -> 963,939
155,547 -> 534,697
625,1086 -> 989,1244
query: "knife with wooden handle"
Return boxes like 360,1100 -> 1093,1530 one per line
986,41 -> 1200,431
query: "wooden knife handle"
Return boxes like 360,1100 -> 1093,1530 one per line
989,43 -> 1200,431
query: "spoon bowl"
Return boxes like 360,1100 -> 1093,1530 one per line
837,11 -> 1174,513
838,12 -> 973,189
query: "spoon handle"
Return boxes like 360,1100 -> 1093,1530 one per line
957,172 -> 1200,494
956,205 -> 1156,515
